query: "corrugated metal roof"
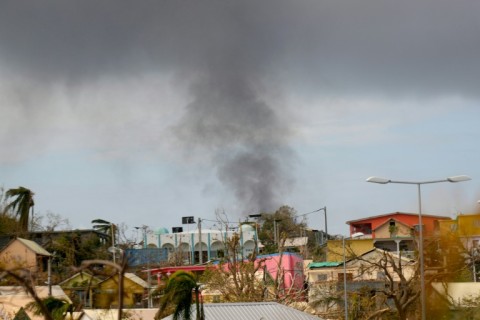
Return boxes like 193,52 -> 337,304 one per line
83,309 -> 158,320
308,262 -> 342,268
16,237 -> 52,256
124,273 -> 149,288
162,302 -> 322,320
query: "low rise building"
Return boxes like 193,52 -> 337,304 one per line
93,273 -> 149,309
0,237 -> 52,276
346,212 -> 451,255
144,224 -> 260,264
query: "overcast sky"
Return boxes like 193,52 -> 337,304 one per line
1,0 -> 479,237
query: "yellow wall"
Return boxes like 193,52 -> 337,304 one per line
438,214 -> 480,237
457,214 -> 480,236
326,239 -> 375,262
94,276 -> 145,308
60,273 -> 101,307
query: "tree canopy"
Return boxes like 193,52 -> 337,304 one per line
5,186 -> 35,232
156,271 -> 204,320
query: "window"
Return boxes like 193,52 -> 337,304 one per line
338,273 -> 352,281
133,293 -> 143,306
317,274 -> 327,281
473,240 -> 479,248
75,290 -> 90,307
413,224 -> 425,232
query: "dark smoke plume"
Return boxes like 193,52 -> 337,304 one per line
175,70 -> 295,214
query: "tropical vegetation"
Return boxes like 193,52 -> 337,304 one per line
155,270 -> 204,320
26,296 -> 72,320
4,186 -> 35,232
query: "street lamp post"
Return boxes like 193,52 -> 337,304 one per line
135,225 -> 152,308
343,232 -> 364,319
367,175 -> 471,320
318,207 -> 328,243
342,236 -> 348,320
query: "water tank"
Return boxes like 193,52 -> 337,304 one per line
240,224 -> 255,233
155,227 -> 169,235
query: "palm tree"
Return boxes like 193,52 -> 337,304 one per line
26,296 -> 72,320
5,186 -> 34,232
155,271 -> 204,320
91,218 -> 116,243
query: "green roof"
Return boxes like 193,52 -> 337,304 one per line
308,261 -> 342,268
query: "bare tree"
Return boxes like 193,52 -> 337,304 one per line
351,249 -> 419,320
201,232 -> 267,302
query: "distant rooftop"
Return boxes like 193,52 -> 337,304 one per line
346,212 -> 451,224
308,261 -> 343,268
161,302 -> 322,320
16,237 -> 52,256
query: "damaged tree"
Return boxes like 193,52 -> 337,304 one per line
351,249 -> 419,320
201,232 -> 267,302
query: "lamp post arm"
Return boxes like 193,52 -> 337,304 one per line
343,236 -> 348,320
323,207 -> 328,239
417,183 -> 426,320
389,179 -> 449,185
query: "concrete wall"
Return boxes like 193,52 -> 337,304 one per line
0,240 -> 38,272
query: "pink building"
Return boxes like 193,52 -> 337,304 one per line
260,252 -> 304,293
150,252 -> 305,298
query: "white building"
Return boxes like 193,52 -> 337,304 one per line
143,224 -> 261,264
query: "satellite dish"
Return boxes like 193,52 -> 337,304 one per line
108,246 -> 123,254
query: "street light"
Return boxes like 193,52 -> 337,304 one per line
366,175 -> 471,320
343,232 -> 364,319
318,207 -> 328,244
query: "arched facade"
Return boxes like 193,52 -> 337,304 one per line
145,227 -> 261,264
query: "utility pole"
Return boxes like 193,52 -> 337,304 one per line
318,207 -> 328,243
343,236 -> 348,320
273,219 -> 277,248
111,223 -> 116,264
47,256 -> 52,297
136,225 -> 152,307
198,218 -> 203,264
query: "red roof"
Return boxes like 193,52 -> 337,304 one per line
346,212 -> 451,224
147,265 -> 209,275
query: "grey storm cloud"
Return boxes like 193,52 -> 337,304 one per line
1,0 -> 479,96
1,0 -> 480,213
